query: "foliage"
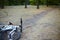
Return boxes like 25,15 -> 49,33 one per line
1,0 -> 60,6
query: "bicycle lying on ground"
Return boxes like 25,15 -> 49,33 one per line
0,18 -> 22,40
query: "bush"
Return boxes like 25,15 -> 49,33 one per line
30,0 -> 36,5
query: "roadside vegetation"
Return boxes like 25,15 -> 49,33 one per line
0,0 -> 60,9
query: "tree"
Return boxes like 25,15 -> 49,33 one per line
36,0 -> 40,9
0,0 -> 4,9
25,0 -> 29,8
25,0 -> 27,8
46,0 -> 48,7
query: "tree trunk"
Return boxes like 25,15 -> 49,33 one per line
25,0 -> 28,8
46,0 -> 48,7
0,0 -> 4,9
36,0 -> 39,9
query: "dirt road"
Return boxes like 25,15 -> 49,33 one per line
21,8 -> 60,40
0,6 -> 60,40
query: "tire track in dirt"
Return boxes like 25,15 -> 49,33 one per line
23,8 -> 54,30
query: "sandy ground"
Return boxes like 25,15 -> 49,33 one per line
0,5 -> 60,40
